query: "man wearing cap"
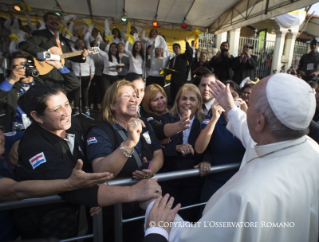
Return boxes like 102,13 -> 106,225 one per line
142,73 -> 319,242
298,37 -> 319,82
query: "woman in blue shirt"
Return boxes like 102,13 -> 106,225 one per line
160,83 -> 206,222
194,80 -> 247,212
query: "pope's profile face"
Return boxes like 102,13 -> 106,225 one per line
246,77 -> 269,143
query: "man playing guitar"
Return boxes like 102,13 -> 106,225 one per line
22,12 -> 88,82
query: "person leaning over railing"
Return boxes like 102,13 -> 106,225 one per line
194,80 -> 246,216
85,80 -> 163,242
12,83 -> 161,240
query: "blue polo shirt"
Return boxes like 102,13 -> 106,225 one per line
86,122 -> 161,163
201,114 -> 245,183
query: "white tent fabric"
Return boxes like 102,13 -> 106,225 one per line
0,0 -> 317,33
276,11 -> 306,28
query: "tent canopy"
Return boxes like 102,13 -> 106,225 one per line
0,0 -> 318,33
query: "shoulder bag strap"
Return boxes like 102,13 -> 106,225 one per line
117,129 -> 142,167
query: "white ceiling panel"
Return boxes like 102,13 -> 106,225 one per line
187,0 -> 239,27
91,0 -> 123,18
58,0 -> 90,15
159,0 -> 194,23
0,0 -> 316,32
19,0 -> 59,11
125,0 -> 159,21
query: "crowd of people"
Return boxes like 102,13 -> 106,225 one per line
0,10 -> 319,242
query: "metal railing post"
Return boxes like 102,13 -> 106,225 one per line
93,209 -> 103,242
114,203 -> 123,242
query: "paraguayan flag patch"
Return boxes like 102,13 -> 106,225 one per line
87,137 -> 97,145
29,152 -> 47,169
147,117 -> 153,121
202,119 -> 210,125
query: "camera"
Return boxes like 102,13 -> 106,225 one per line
221,48 -> 229,54
245,45 -> 254,49
23,59 -> 39,78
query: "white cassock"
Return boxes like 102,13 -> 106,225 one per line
144,108 -> 319,242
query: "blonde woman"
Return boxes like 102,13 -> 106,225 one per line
159,83 -> 205,222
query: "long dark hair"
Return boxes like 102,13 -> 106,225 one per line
223,80 -> 241,95
112,27 -> 122,40
148,29 -> 158,38
132,41 -> 144,61
108,43 -> 120,63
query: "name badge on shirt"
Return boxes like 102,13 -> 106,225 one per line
307,63 -> 314,71
143,131 -> 152,144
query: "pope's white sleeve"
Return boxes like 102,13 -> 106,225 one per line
145,228 -> 168,240
144,201 -> 185,242
226,107 -> 251,148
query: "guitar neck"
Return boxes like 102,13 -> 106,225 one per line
60,51 -> 83,59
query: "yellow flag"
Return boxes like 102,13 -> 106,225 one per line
85,19 -> 92,26
21,2 -> 32,11
104,34 -> 114,42
59,23 -> 64,34
126,34 -> 134,45
64,27 -> 73,37
189,29 -> 202,37
9,34 -> 19,42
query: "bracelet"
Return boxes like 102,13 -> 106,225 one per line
120,142 -> 134,157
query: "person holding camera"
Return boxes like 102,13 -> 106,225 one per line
209,42 -> 234,81
297,37 -> 319,82
232,43 -> 258,86
0,50 -> 78,132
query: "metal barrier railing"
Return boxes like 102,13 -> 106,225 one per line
0,163 -> 240,242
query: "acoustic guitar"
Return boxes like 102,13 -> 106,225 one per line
33,47 -> 100,75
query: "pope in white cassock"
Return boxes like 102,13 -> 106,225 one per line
142,73 -> 319,242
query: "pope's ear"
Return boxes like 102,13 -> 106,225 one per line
255,113 -> 266,132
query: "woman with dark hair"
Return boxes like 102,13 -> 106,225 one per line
141,28 -> 158,47
241,83 -> 255,106
125,40 -> 144,76
98,42 -> 120,97
159,83 -> 206,222
194,80 -> 247,215
111,27 -> 125,44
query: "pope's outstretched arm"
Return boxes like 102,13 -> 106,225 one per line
208,80 -> 252,149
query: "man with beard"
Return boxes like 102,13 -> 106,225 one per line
298,37 -> 319,82
22,12 -> 88,82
